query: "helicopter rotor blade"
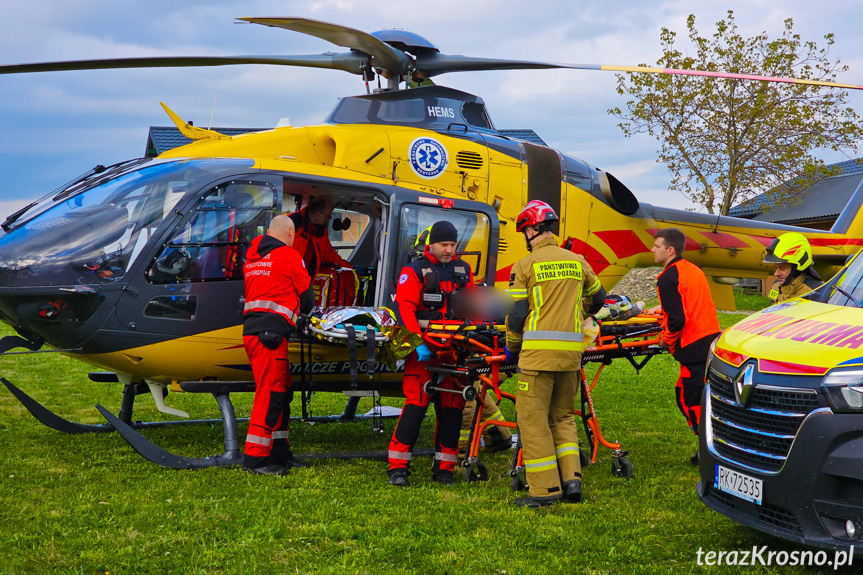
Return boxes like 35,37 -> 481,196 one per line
415,53 -> 863,90
0,53 -> 368,76
237,17 -> 411,77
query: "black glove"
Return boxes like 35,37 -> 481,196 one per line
295,314 -> 310,334
257,331 -> 284,350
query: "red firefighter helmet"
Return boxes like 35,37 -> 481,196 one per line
516,200 -> 559,233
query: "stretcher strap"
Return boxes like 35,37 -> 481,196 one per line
366,325 -> 375,379
345,324 -> 358,389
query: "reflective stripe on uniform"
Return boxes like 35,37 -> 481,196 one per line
489,409 -> 504,421
529,285 -> 544,331
459,429 -> 470,440
522,340 -> 584,352
508,288 -> 528,300
555,442 -> 580,458
523,330 -> 585,351
243,299 -> 298,322
524,454 -> 558,473
435,452 -> 459,463
271,430 -> 289,440
584,277 -> 602,296
523,331 -> 584,342
245,433 -> 272,447
388,450 -> 411,461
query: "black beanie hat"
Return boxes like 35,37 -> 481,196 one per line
429,221 -> 458,244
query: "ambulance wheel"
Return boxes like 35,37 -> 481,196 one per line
464,462 -> 488,483
462,386 -> 477,401
510,475 -> 527,492
611,456 -> 634,479
423,381 -> 437,396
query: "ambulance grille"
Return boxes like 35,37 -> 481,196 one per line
456,151 -> 484,170
707,366 -> 818,473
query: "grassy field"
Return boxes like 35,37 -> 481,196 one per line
0,290 -> 850,574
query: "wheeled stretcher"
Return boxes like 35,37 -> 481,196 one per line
420,312 -> 667,486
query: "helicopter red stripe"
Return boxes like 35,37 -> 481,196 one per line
593,230 -> 650,260
748,235 -> 774,247
700,231 -> 748,249
564,237 -> 610,274
809,237 -> 863,246
495,264 -> 513,283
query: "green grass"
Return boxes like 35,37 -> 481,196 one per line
0,317 -> 852,574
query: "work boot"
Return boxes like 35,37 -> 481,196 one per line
480,437 -> 513,454
387,469 -> 409,487
562,479 -> 582,503
285,451 -> 310,469
514,495 -> 558,509
243,463 -> 288,477
433,471 -> 454,486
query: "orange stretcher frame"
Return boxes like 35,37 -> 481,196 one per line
422,315 -> 666,482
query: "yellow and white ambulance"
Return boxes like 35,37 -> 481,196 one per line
698,251 -> 863,551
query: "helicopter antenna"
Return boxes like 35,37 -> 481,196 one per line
208,92 -> 220,131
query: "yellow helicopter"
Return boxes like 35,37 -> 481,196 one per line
1,16 -> 862,468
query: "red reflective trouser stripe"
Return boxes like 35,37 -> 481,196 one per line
388,352 -> 466,473
676,362 -> 705,435
244,335 -> 292,461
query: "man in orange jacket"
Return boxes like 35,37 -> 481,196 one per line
652,227 -> 721,465
288,196 -> 352,280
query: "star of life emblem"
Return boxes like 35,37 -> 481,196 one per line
409,137 -> 448,179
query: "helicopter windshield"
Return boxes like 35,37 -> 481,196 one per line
0,159 -> 254,287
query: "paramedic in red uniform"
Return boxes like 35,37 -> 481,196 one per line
242,215 -> 315,476
652,227 -> 721,465
288,196 -> 352,280
387,220 -> 474,487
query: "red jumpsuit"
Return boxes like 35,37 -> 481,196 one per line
288,207 -> 352,280
242,234 -> 313,469
387,246 -> 474,480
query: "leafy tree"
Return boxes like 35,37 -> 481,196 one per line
609,11 -> 863,215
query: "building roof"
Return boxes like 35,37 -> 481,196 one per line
728,159 -> 863,222
145,126 -> 268,157
146,126 -> 548,158
494,129 -> 547,146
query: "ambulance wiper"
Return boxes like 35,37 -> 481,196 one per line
832,284 -> 862,308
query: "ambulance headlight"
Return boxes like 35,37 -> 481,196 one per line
821,369 -> 863,413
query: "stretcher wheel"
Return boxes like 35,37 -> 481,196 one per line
462,386 -> 477,401
423,380 -> 437,396
464,462 -> 488,483
580,449 -> 590,469
510,474 -> 527,492
611,455 -> 634,479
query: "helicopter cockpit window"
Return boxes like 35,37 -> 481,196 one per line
0,161 -> 230,287
398,205 -> 490,285
462,102 -> 493,129
148,181 -> 277,284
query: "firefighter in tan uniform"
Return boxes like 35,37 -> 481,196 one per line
764,232 -> 822,303
505,201 -> 606,508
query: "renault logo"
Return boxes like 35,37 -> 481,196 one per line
734,363 -> 756,407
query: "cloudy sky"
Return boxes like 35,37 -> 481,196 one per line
2,0 -> 862,220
